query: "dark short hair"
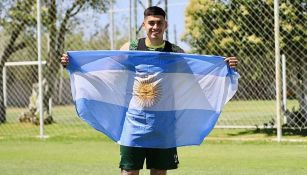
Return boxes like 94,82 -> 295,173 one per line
144,6 -> 166,19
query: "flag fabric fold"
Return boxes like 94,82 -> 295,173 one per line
67,50 -> 239,148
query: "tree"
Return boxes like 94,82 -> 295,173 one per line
279,1 -> 306,127
43,0 -> 111,117
183,0 -> 276,98
0,0 -> 112,123
0,0 -> 37,123
183,0 -> 306,127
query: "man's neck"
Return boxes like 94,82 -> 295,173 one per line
145,37 -> 164,47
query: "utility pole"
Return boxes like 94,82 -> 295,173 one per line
147,0 -> 152,7
174,24 -> 177,45
129,0 -> 132,41
134,0 -> 138,39
165,0 -> 168,40
110,0 -> 115,50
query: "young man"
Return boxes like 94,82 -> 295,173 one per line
118,7 -> 184,175
61,6 -> 238,175
119,7 -> 237,174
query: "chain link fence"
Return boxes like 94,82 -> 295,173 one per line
183,0 -> 306,133
0,0 -> 306,140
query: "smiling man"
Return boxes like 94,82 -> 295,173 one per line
61,6 -> 238,175
119,7 -> 184,175
118,6 -> 237,175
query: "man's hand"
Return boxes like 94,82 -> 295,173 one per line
224,57 -> 238,69
60,53 -> 69,67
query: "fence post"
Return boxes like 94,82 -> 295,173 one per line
37,0 -> 46,139
274,0 -> 282,142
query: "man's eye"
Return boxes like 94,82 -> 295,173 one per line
149,22 -> 155,26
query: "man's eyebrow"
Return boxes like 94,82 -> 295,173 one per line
147,19 -> 162,22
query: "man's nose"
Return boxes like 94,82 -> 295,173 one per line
153,23 -> 159,29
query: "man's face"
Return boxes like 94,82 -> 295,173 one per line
143,15 -> 167,40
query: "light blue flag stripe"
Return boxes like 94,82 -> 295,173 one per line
68,50 -> 230,77
68,50 -> 239,148
75,98 -> 219,147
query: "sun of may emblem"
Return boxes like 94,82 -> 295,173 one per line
133,77 -> 162,108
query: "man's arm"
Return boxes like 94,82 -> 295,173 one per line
60,42 -> 131,67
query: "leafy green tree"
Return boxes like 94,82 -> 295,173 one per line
0,0 -> 112,123
279,1 -> 306,126
183,0 -> 275,98
0,0 -> 37,123
43,0 -> 111,116
183,0 -> 306,126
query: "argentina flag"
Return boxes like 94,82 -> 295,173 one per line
67,50 -> 239,148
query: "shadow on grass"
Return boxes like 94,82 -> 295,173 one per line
227,128 -> 307,137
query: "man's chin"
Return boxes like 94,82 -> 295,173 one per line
150,35 -> 162,39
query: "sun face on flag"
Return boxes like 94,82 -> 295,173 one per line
133,77 -> 162,108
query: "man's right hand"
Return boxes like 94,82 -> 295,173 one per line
60,53 -> 69,67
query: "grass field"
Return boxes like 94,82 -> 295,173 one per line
1,138 -> 307,175
0,100 -> 301,140
1,100 -> 306,174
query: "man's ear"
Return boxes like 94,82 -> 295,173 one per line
142,17 -> 146,28
165,20 -> 168,30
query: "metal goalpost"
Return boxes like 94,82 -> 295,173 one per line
3,61 -> 46,107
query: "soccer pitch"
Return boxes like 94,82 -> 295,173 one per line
0,139 -> 307,175
0,100 -> 306,174
0,100 -> 302,140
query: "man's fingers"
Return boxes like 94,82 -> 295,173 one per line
229,59 -> 238,64
224,57 -> 238,68
225,56 -> 236,60
229,62 -> 237,67
60,53 -> 69,68
60,59 -> 68,63
61,56 -> 69,61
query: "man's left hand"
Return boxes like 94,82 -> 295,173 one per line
224,57 -> 238,69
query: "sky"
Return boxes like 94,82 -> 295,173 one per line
77,0 -> 190,51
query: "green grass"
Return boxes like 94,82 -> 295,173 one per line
1,100 -> 306,174
218,100 -> 299,126
0,139 -> 306,175
0,100 -> 305,141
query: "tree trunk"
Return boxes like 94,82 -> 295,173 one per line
0,0 -> 34,123
0,65 -> 6,123
0,24 -> 26,123
43,0 -> 57,113
44,0 -> 85,111
298,58 -> 307,122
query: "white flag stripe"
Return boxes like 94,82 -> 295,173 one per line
72,70 -> 129,106
199,73 -> 239,111
72,70 -> 235,111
